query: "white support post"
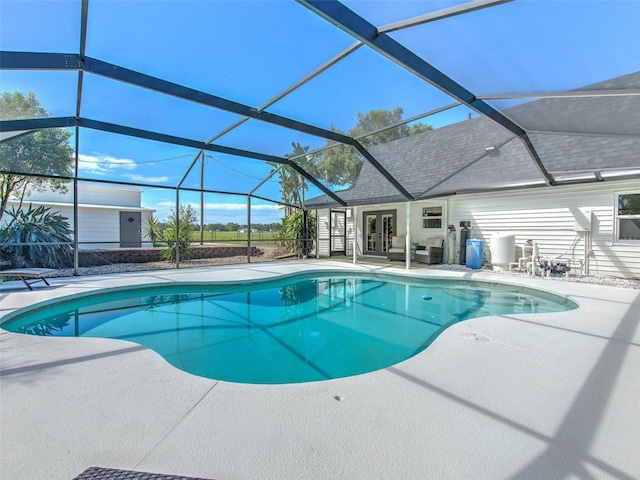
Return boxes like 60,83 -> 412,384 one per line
352,206 -> 358,264
405,202 -> 411,269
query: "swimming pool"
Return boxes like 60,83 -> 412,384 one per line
1,272 -> 576,384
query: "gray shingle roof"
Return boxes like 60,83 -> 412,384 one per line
307,72 -> 640,207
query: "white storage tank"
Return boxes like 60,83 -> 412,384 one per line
490,233 -> 515,271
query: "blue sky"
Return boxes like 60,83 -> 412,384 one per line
1,0 -> 638,223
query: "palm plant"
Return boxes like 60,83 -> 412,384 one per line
161,223 -> 192,261
0,204 -> 73,268
161,210 -> 194,261
142,214 -> 163,246
280,209 -> 316,257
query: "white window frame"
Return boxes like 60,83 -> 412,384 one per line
614,191 -> 640,244
421,205 -> 443,230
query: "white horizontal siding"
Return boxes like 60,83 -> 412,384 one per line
77,208 -> 121,247
409,201 -> 446,244
21,181 -> 142,208
78,186 -> 140,208
446,179 -> 640,278
2,203 -> 152,250
317,179 -> 639,277
316,209 -> 331,257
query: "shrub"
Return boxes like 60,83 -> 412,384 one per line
0,204 -> 73,268
142,214 -> 163,247
280,210 -> 316,257
160,205 -> 197,261
161,218 -> 193,261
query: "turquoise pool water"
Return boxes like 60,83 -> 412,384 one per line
1,273 -> 576,384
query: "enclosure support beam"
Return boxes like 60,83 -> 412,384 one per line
418,136 -> 518,198
352,141 -> 414,201
303,209 -> 309,258
83,57 -> 355,146
287,162 -> 347,206
73,127 -> 80,276
175,187 -> 180,269
1,118 -> 346,208
82,117 -> 344,206
378,0 -> 513,33
72,0 -> 89,276
200,153 -> 205,245
202,41 -> 363,147
0,117 -> 76,133
247,195 -> 252,264
0,51 -> 355,146
297,0 -> 555,186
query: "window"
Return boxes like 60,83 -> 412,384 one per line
616,192 -> 640,242
422,206 -> 442,229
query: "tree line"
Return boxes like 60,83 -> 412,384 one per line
203,222 -> 282,232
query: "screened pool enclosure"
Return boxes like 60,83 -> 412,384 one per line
1,0 -> 639,272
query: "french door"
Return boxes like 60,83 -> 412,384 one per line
363,210 -> 396,256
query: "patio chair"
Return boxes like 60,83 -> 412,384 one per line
415,238 -> 444,265
387,235 -> 406,261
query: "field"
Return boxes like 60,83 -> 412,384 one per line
189,230 -> 281,246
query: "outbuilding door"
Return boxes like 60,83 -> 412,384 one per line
120,211 -> 141,247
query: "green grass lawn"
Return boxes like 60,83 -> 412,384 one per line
189,231 -> 281,246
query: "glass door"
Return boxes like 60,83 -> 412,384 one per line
363,210 -> 396,256
381,213 -> 394,254
364,213 -> 377,255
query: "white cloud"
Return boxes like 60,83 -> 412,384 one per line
125,174 -> 170,183
78,153 -> 137,174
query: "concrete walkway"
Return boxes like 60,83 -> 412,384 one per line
1,260 -> 638,480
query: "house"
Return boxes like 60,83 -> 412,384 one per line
4,181 -> 155,249
308,73 -> 640,278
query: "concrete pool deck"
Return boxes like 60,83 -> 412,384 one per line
1,260 -> 638,480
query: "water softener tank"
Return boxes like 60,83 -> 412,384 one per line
490,233 -> 515,271
459,224 -> 470,265
465,239 -> 483,269
447,227 -> 456,264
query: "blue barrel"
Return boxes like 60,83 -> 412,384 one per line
465,239 -> 483,269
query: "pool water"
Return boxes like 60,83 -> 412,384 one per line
1,273 -> 575,384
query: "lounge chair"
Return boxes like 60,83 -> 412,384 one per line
415,238 -> 444,265
387,235 -> 406,261
1,268 -> 57,290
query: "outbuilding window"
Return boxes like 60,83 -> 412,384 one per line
615,192 -> 640,242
